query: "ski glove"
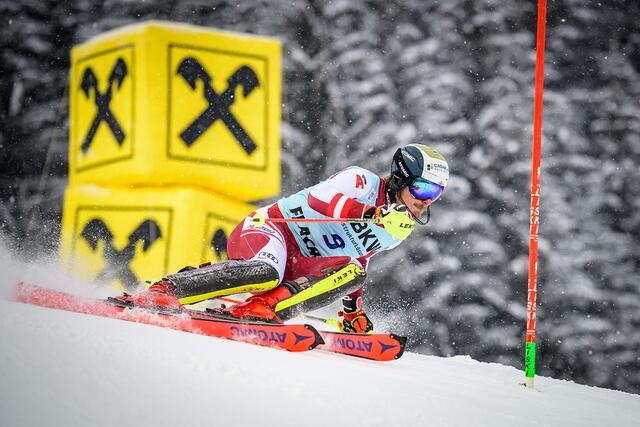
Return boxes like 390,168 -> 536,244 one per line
365,204 -> 415,241
338,295 -> 373,334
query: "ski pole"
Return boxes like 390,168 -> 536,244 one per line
250,213 -> 378,227
299,313 -> 340,327
216,296 -> 241,305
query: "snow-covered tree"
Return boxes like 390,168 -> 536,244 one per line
1,0 -> 639,394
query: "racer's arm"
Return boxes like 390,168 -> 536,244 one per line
307,168 -> 377,219
309,168 -> 414,240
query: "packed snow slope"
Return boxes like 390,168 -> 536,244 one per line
0,247 -> 637,427
1,296 -> 639,427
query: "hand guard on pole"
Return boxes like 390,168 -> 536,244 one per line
338,295 -> 373,334
365,204 -> 415,240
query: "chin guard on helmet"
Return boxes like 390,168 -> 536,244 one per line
411,205 -> 431,225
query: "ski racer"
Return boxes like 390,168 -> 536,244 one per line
120,144 -> 449,334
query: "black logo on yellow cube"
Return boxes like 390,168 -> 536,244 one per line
176,57 -> 259,154
72,207 -> 172,290
210,229 -> 228,260
202,213 -> 240,263
73,46 -> 134,171
80,58 -> 128,153
168,45 -> 269,170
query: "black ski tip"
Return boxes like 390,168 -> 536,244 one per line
304,324 -> 325,349
105,296 -> 186,316
106,296 -> 133,308
390,334 -> 408,359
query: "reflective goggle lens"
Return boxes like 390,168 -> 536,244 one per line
409,178 -> 444,201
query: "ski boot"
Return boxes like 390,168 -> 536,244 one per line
114,280 -> 184,312
224,285 -> 293,324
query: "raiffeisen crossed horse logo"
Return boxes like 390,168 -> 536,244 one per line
176,57 -> 260,154
81,218 -> 162,290
79,58 -> 128,153
210,228 -> 229,261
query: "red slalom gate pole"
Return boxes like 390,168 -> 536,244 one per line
525,0 -> 548,389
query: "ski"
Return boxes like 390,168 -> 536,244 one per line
15,283 -> 406,360
317,331 -> 407,361
299,313 -> 407,361
15,283 -> 323,352
190,308 -> 407,361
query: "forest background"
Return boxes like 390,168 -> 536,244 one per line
1,0 -> 639,394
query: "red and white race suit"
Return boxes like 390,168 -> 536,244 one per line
227,167 -> 403,299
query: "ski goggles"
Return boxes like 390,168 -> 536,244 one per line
409,178 -> 445,201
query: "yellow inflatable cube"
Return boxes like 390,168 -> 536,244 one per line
60,184 -> 254,291
69,21 -> 281,201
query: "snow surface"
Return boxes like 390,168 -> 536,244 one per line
0,245 -> 638,427
1,298 -> 638,427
